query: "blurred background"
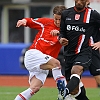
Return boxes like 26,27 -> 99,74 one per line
0,0 -> 100,87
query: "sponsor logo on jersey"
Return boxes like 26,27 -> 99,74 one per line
75,14 -> 80,20
67,25 -> 85,32
45,56 -> 49,60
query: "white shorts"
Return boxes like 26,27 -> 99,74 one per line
24,49 -> 52,84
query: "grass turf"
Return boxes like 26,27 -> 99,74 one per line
0,86 -> 100,100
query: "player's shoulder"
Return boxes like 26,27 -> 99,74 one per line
64,7 -> 73,11
85,7 -> 100,18
87,6 -> 99,14
67,7 -> 74,11
90,9 -> 100,17
62,7 -> 74,17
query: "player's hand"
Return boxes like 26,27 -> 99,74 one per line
91,42 -> 100,50
59,38 -> 68,46
50,30 -> 59,36
16,19 -> 27,27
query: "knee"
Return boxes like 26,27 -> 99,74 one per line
53,59 -> 61,68
71,65 -> 83,75
48,58 -> 61,69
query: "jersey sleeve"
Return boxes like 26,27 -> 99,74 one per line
59,10 -> 67,39
24,18 -> 50,31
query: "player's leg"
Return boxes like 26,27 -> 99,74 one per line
15,49 -> 49,100
37,52 -> 67,99
65,55 -> 82,93
14,77 -> 43,100
25,49 -> 67,100
74,50 -> 100,100
63,56 -> 82,97
75,86 -> 89,100
61,56 -> 77,100
65,66 -> 82,96
90,65 -> 100,87
94,75 -> 100,85
64,50 -> 92,98
45,58 -> 67,99
89,50 -> 100,86
64,57 -> 89,100
72,81 -> 89,100
73,50 -> 100,100
15,71 -> 48,100
24,49 -> 65,82
40,61 -> 67,100
64,81 -> 88,100
60,62 -> 77,100
65,78 -> 89,100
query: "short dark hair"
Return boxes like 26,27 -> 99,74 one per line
53,5 -> 67,15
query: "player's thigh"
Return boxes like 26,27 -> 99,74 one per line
40,64 -> 53,70
74,51 -> 92,70
24,49 -> 52,71
64,55 -> 76,81
89,51 -> 100,76
40,56 -> 61,70
41,57 -> 60,69
89,63 -> 100,76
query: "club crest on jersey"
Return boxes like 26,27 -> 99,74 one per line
75,14 -> 80,20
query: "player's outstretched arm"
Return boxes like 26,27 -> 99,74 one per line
16,19 -> 27,27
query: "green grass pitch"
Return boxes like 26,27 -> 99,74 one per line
0,86 -> 100,100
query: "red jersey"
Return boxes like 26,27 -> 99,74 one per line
24,18 -> 62,58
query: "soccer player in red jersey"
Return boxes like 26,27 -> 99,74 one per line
14,5 -> 68,100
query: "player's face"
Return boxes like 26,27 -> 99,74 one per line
75,0 -> 87,11
53,14 -> 61,27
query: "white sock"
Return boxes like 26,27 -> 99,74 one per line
15,88 -> 34,100
52,67 -> 67,85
